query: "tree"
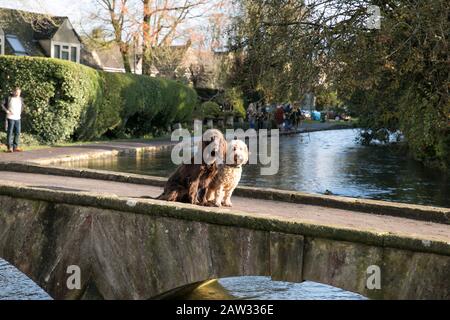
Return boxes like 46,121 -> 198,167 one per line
141,0 -> 210,75
227,0 -> 370,102
229,0 -> 449,169
89,0 -> 223,75
91,0 -> 137,73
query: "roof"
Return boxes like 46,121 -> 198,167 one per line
0,7 -> 82,56
32,16 -> 68,40
94,44 -> 129,70
83,41 -> 142,73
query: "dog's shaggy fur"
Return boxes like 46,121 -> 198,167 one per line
205,139 -> 249,207
157,129 -> 227,204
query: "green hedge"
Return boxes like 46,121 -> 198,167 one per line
194,101 -> 222,119
224,87 -> 246,118
0,132 -> 41,146
0,56 -> 197,143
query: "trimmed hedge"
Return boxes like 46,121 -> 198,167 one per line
0,56 -> 197,143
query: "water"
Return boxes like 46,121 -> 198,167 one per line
0,259 -> 51,300
218,277 -> 365,300
2,129 -> 448,300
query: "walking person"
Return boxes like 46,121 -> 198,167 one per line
2,87 -> 25,153
274,105 -> 285,131
292,105 -> 301,130
256,103 -> 264,130
247,102 -> 256,129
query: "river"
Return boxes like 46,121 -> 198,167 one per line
1,129 -> 448,299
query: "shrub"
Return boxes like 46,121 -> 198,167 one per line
0,132 -> 41,147
224,87 -> 246,118
93,72 -> 197,138
0,56 -> 100,143
81,72 -> 198,138
195,101 -> 222,119
0,56 -> 198,143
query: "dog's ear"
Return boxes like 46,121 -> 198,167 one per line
244,144 -> 250,164
202,138 -> 209,151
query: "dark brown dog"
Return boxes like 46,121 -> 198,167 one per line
157,129 -> 227,204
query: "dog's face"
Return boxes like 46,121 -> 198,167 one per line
202,129 -> 227,165
227,139 -> 249,167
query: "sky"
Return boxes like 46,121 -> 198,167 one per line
0,0 -> 230,46
0,0 -> 95,33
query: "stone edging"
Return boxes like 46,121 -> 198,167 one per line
0,181 -> 448,257
31,143 -> 174,165
0,161 -> 449,225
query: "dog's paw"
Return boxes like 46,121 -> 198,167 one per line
222,201 -> 232,207
203,201 -> 221,207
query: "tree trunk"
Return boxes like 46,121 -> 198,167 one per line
142,0 -> 152,75
120,42 -> 132,73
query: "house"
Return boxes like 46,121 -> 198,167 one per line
150,44 -> 230,88
0,7 -> 82,63
0,7 -> 223,80
82,41 -> 143,74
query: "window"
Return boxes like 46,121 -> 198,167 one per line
5,35 -> 27,56
54,45 -> 60,58
70,47 -> 77,62
61,46 -> 69,60
52,42 -> 79,63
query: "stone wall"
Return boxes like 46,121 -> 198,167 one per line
0,195 -> 303,299
0,186 -> 449,299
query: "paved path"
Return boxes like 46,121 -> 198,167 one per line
0,171 -> 448,244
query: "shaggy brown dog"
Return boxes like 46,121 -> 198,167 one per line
157,129 -> 227,204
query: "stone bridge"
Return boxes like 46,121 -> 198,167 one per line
0,163 -> 449,300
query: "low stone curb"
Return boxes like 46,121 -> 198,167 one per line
31,143 -> 174,166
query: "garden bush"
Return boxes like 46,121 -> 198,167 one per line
195,101 -> 222,119
224,87 -> 246,118
0,55 -> 198,143
0,56 -> 100,143
0,131 -> 41,147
